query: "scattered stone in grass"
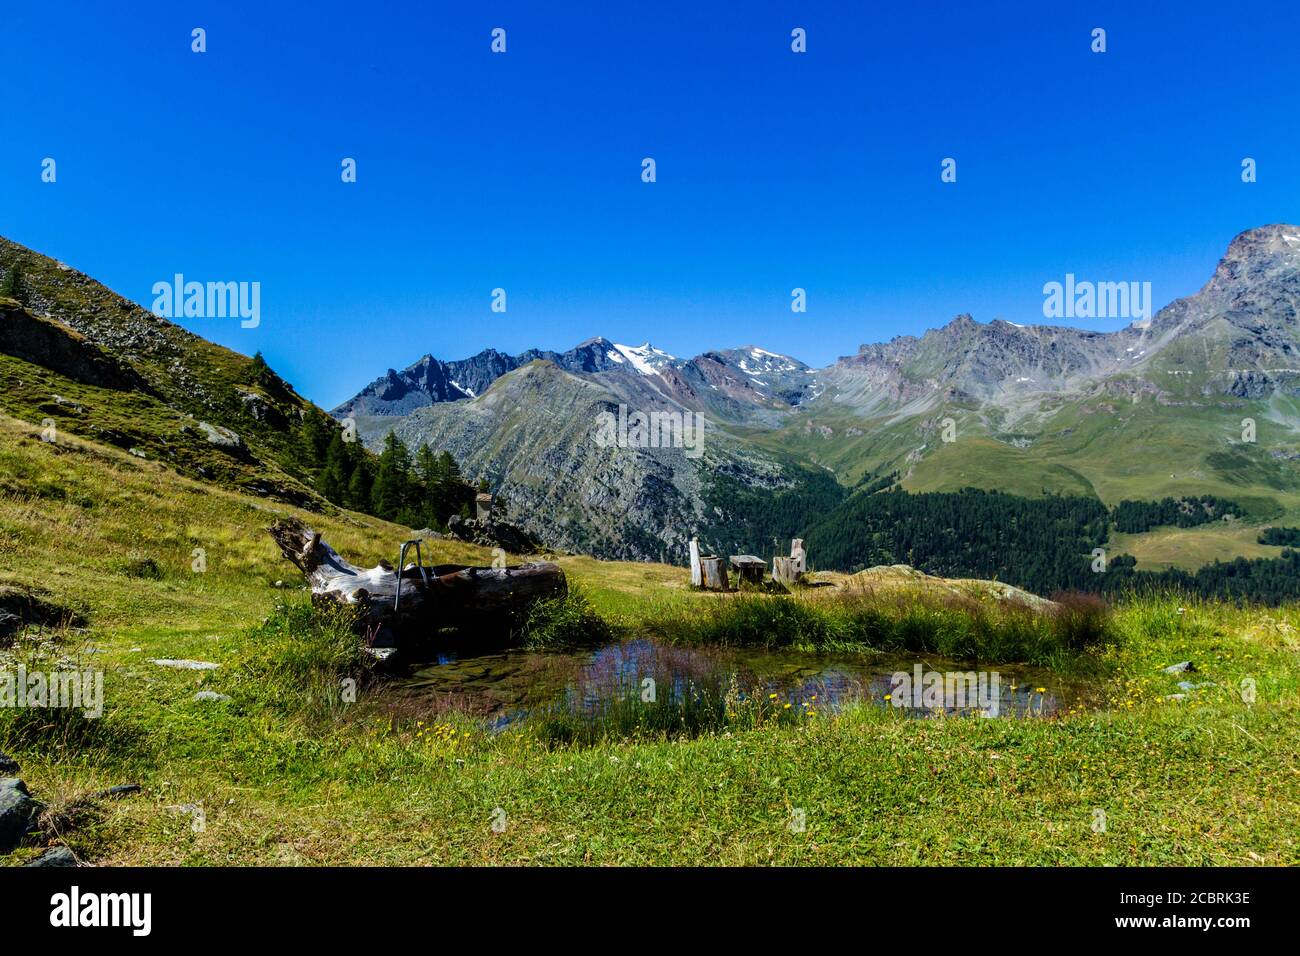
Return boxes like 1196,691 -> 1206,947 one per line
193,690 -> 231,702
1165,693 -> 1187,701
1177,681 -> 1215,691
1163,661 -> 1196,674
24,845 -> 77,867
0,752 -> 18,774
0,778 -> 43,853
149,659 -> 219,670
94,784 -> 142,800
197,420 -> 243,450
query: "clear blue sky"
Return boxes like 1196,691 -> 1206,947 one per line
3,1 -> 1297,408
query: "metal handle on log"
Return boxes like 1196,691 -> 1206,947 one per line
393,539 -> 431,611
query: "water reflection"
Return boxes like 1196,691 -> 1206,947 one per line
387,638 -> 1090,727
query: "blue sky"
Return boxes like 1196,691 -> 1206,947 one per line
3,1 -> 1298,408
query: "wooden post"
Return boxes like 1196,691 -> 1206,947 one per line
773,556 -> 802,585
689,537 -> 702,587
700,556 -> 729,591
791,538 -> 806,573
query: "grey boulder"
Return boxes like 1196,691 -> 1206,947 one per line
24,845 -> 77,867
0,778 -> 42,853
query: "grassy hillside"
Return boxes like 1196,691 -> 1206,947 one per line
1106,524 -> 1284,571
0,236 -> 328,507
1,415 -> 1297,865
755,387 -> 1300,572
0,414 -> 473,631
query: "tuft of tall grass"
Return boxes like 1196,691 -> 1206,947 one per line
229,598 -> 369,718
513,585 -> 614,649
646,589 -> 1116,666
1047,590 -> 1110,651
113,556 -> 164,580
0,635 -> 141,760
522,669 -> 814,748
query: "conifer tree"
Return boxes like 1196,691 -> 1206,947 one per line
316,431 -> 349,501
414,443 -> 439,495
371,432 -> 413,520
299,408 -> 335,467
346,461 -> 372,512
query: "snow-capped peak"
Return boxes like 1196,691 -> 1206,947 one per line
735,345 -> 802,374
611,341 -> 676,376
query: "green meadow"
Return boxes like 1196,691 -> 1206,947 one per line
2,412 -> 1297,865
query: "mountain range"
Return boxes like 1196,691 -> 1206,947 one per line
2,224 -> 1297,576
336,224 -> 1300,564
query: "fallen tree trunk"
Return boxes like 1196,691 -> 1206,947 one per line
267,518 -> 565,640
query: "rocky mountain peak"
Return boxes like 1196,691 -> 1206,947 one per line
336,223 -> 1300,424
1204,223 -> 1300,300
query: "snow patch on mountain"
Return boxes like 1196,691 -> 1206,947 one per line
612,342 -> 675,376
738,345 -> 801,371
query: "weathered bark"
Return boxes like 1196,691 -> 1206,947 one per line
267,518 -> 565,637
699,556 -> 729,591
773,556 -> 804,585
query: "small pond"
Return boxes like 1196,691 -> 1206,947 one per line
384,638 -> 1095,733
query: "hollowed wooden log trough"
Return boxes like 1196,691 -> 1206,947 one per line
268,518 -> 565,647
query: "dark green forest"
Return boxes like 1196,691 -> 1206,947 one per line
805,487 -> 1112,590
1130,550 -> 1300,605
1258,526 -> 1300,546
699,466 -> 847,560
297,409 -> 477,529
800,487 -> 1300,604
1111,495 -> 1243,533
